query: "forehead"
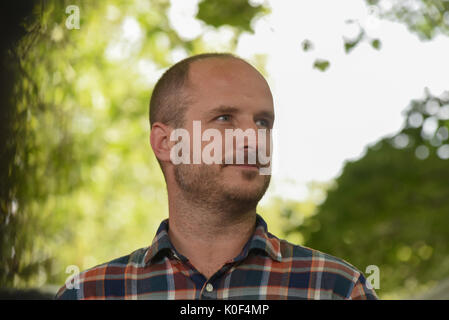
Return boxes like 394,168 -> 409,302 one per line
185,58 -> 274,115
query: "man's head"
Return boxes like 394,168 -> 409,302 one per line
149,53 -> 274,211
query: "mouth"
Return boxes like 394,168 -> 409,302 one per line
225,164 -> 259,170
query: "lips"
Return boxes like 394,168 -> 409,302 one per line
222,158 -> 260,168
225,164 -> 259,170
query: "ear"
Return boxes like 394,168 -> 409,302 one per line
150,122 -> 173,163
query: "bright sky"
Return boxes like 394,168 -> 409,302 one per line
164,0 -> 449,203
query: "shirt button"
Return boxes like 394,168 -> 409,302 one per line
205,283 -> 213,292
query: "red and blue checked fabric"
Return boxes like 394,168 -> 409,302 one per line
55,214 -> 378,300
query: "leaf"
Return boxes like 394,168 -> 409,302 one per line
344,39 -> 360,53
196,0 -> 266,33
313,59 -> 330,72
301,39 -> 314,52
343,28 -> 365,54
371,38 -> 382,50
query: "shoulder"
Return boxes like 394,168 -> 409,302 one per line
269,232 -> 360,275
271,234 -> 376,299
283,238 -> 360,274
54,247 -> 148,300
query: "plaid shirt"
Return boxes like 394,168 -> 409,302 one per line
55,214 -> 378,300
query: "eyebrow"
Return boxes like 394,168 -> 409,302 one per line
257,110 -> 275,122
205,105 -> 275,121
205,105 -> 240,118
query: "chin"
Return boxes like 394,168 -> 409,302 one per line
222,180 -> 268,202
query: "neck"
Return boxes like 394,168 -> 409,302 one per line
166,188 -> 258,279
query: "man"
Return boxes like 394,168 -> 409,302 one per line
56,53 -> 378,300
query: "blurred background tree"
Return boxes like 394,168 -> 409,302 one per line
0,0 -> 267,295
1,0 -> 448,300
287,90 -> 449,298
286,0 -> 449,299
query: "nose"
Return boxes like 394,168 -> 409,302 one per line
237,117 -> 259,151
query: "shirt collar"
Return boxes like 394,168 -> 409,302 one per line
143,219 -> 174,264
143,214 -> 283,265
237,214 -> 283,262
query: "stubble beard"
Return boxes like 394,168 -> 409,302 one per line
174,163 -> 271,213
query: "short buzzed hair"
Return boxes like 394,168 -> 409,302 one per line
149,52 -> 239,128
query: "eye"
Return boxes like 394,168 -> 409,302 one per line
255,118 -> 271,128
216,114 -> 232,122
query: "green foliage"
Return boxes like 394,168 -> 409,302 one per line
342,20 -> 382,54
297,1 -> 449,297
301,39 -> 314,52
313,59 -> 330,72
289,0 -> 449,298
197,0 -> 267,33
343,21 -> 365,54
371,38 -> 381,50
0,0 -> 268,289
0,0 -> 70,288
368,0 -> 449,40
313,0 -> 449,70
343,0 -> 449,56
287,90 -> 449,298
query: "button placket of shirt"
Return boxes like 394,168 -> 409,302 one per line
199,262 -> 235,299
170,254 -> 211,296
205,283 -> 213,292
200,280 -> 216,299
